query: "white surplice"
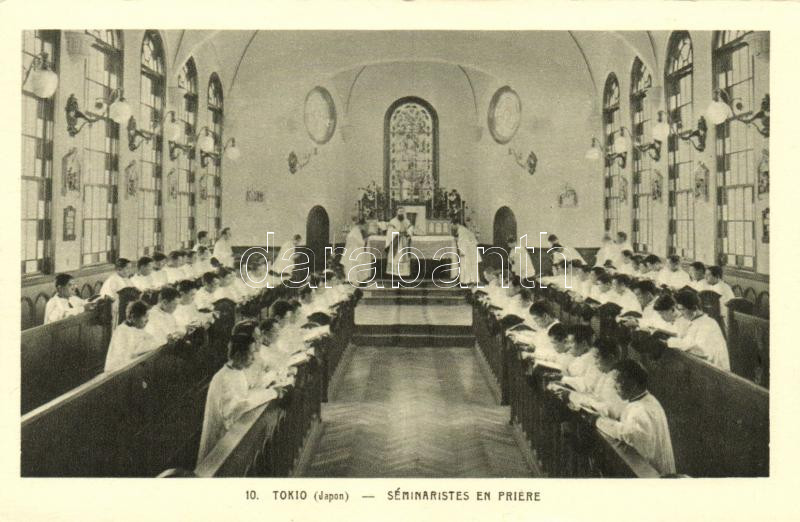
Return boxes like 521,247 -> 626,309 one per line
174,302 -> 211,329
667,313 -> 730,370
144,306 -> 185,347
131,273 -> 158,292
342,226 -> 369,285
596,392 -> 677,476
213,238 -> 234,268
99,272 -> 132,299
610,288 -> 642,315
104,323 -> 161,372
164,266 -> 187,284
44,295 -> 86,324
455,225 -> 481,285
705,280 -> 736,320
385,217 -> 413,277
272,240 -> 298,278
508,245 -> 536,281
195,288 -> 217,311
150,269 -> 169,288
659,268 -> 692,290
196,365 -> 277,462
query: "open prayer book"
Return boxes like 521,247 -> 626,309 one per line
303,326 -> 330,343
533,359 -> 565,372
286,352 -> 310,367
243,387 -> 279,414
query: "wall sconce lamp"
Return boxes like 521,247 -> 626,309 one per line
634,113 -> 668,162
706,89 -> 769,138
169,122 -> 206,161
22,52 -> 59,99
197,135 -> 240,167
586,128 -> 631,168
65,88 -> 132,137
288,148 -> 318,175
508,147 -> 538,176
222,138 -> 241,161
127,110 -> 182,152
652,110 -> 707,152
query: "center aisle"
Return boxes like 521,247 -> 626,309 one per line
299,344 -> 535,478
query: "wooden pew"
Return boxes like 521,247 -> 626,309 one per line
627,344 -> 768,477
20,291 -> 255,477
727,298 -> 770,388
194,299 -> 357,477
472,299 -> 658,477
540,286 -> 770,477
21,322 -> 226,477
21,299 -> 113,414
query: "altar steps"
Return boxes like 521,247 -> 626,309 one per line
352,286 -> 474,348
360,285 -> 468,306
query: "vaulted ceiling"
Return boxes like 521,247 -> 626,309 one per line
167,30 -> 667,102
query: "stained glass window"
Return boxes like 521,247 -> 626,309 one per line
21,30 -> 58,276
631,58 -> 654,253
665,31 -> 695,259
714,31 -> 757,269
603,74 -> 624,236
175,58 -> 198,249
137,30 -> 165,256
82,30 -> 121,267
386,99 -> 437,204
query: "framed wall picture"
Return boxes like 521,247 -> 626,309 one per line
61,147 -> 82,196
758,149 -> 769,198
304,86 -> 337,145
487,86 -> 521,144
558,184 -> 578,208
63,206 -> 76,241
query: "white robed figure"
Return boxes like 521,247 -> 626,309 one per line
197,335 -> 277,463
385,207 -> 414,277
213,227 -> 234,268
272,234 -> 302,279
453,222 -> 481,285
342,220 -> 369,285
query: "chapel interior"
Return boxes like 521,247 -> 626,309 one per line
20,30 -> 769,479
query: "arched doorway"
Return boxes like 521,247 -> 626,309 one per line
493,206 -> 517,248
306,205 -> 330,272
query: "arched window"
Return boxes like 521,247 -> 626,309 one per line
603,74 -> 623,235
82,30 -> 122,267
21,30 -> 58,276
202,74 -> 223,238
175,57 -> 198,249
714,31 -> 758,270
137,30 -> 165,256
630,58 -> 654,253
384,97 -> 438,207
665,31 -> 695,259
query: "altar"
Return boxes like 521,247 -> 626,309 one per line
352,178 -> 479,280
366,234 -> 457,280
366,234 -> 457,259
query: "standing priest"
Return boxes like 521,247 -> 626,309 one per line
385,207 -> 414,277
342,218 -> 369,285
452,220 -> 481,285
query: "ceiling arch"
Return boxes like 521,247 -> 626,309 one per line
220,30 -> 600,103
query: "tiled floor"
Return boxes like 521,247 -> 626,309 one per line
301,345 -> 534,478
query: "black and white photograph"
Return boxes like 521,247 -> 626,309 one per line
3,1 -> 800,520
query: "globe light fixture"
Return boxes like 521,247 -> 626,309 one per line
23,52 -> 58,99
